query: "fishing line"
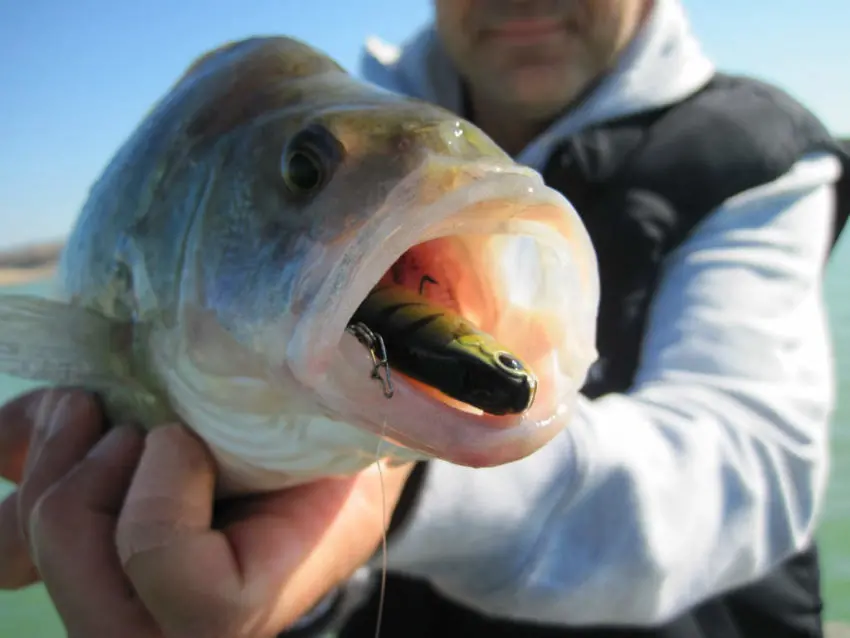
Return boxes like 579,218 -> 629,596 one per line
372,419 -> 389,638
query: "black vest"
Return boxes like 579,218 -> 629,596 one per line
330,74 -> 850,638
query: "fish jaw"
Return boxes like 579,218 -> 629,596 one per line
144,318 -> 428,496
285,158 -> 600,467
319,332 -> 581,468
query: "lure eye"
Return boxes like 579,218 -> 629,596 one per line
281,124 -> 343,197
496,352 -> 525,373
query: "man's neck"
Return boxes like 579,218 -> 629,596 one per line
462,72 -> 609,157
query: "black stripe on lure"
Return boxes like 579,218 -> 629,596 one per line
346,282 -> 538,416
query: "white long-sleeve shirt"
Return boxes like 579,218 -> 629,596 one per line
355,0 -> 843,627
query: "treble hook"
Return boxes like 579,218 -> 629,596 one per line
345,322 -> 395,399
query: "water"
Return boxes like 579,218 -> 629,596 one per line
820,230 -> 850,614
0,235 -> 848,636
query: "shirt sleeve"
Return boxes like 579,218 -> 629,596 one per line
373,152 -> 843,627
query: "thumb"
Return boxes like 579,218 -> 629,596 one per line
116,424 -> 257,637
116,423 -> 217,567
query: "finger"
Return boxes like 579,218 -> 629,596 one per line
119,424 -> 411,636
118,424 -> 244,637
16,391 -> 105,546
119,425 -> 339,636
29,425 -> 158,637
0,389 -> 91,590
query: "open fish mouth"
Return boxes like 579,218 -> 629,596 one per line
290,159 -> 599,467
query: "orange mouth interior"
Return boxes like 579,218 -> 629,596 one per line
356,237 -> 530,415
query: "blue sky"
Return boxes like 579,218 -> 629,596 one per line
1,0 -> 847,250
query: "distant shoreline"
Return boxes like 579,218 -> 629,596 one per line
0,265 -> 56,287
0,240 -> 62,287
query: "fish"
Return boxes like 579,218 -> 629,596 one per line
349,283 -> 538,416
0,36 -> 599,496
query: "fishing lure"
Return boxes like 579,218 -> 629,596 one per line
349,282 -> 537,415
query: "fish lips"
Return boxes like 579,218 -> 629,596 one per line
284,159 -> 599,465
287,159 -> 586,381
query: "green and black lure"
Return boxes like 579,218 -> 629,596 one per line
349,282 -> 537,416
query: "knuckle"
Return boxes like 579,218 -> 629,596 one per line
115,516 -> 175,568
116,496 -> 208,568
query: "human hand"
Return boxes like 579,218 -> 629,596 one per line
0,388 -> 414,637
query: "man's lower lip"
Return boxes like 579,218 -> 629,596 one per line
485,19 -> 564,43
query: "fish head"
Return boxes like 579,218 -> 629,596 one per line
161,37 -> 599,481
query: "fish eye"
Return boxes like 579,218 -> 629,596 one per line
283,148 -> 323,193
281,124 -> 342,196
496,352 -> 525,373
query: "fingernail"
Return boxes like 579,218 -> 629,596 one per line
49,393 -> 77,434
21,393 -> 74,480
32,391 -> 63,433
27,392 -> 70,452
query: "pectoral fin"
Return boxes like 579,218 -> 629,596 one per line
0,294 -> 132,386
0,294 -> 171,425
